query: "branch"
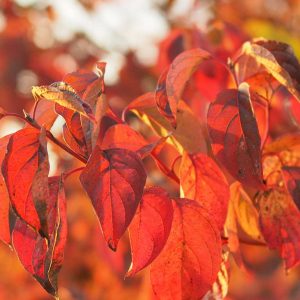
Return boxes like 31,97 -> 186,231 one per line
2,112 -> 87,164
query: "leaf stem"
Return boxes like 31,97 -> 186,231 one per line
2,113 -> 87,164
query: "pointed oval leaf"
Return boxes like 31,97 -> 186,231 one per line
2,127 -> 50,235
179,152 -> 229,230
127,186 -> 173,277
80,147 -> 146,251
150,199 -> 222,300
207,85 -> 264,188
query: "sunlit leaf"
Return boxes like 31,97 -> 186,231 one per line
179,152 -> 229,230
127,187 -> 173,277
150,199 -> 222,300
2,127 -> 50,236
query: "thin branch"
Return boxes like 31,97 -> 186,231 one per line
64,167 -> 85,180
2,113 -> 87,164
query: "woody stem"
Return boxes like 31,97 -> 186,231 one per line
3,113 -> 87,164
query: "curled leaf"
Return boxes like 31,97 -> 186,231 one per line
31,83 -> 95,121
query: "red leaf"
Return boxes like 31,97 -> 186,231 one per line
179,152 -> 230,230
28,101 -> 57,130
155,68 -> 175,126
2,127 -> 50,235
150,199 -> 222,300
12,175 -> 67,296
80,147 -> 146,250
236,39 -> 300,101
258,189 -> 300,269
55,104 -> 89,158
127,187 -> 173,277
100,124 -> 147,152
207,84 -> 264,188
165,48 -> 212,127
282,166 -> 300,210
0,135 -> 12,245
63,69 -> 99,97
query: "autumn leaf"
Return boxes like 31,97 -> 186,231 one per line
61,65 -> 108,155
126,92 -> 207,154
207,83 -> 264,188
127,186 -> 173,277
150,198 -> 222,300
80,147 -> 146,250
100,123 -> 147,152
236,38 -> 300,100
179,152 -> 229,230
63,69 -> 99,97
155,68 -> 175,126
31,82 -> 95,121
161,48 -> 212,127
55,104 -> 89,158
257,188 -> 300,269
28,100 -> 57,130
2,127 -> 50,236
12,175 -> 67,297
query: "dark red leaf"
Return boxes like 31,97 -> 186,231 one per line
207,83 -> 264,188
179,152 -> 230,230
80,147 -> 146,250
150,199 -> 222,300
127,186 -> 173,277
12,175 -> 67,296
55,104 -> 89,158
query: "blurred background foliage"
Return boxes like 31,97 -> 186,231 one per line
1,0 -> 300,299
